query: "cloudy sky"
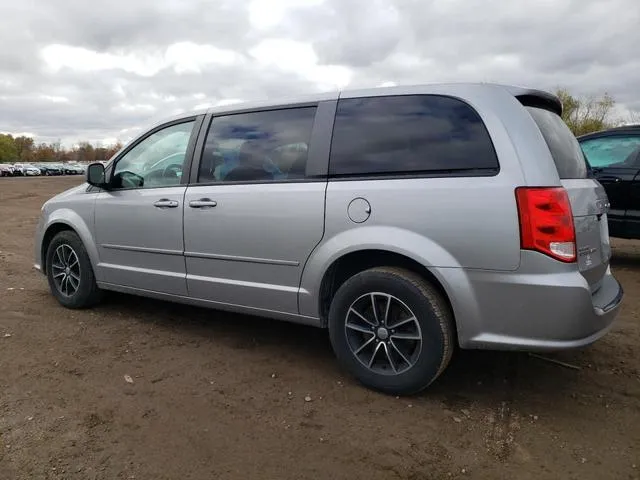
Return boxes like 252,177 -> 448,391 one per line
1,0 -> 638,146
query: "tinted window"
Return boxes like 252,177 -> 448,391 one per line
579,135 -> 640,168
198,107 -> 316,183
329,95 -> 498,176
112,120 -> 195,189
526,107 -> 587,179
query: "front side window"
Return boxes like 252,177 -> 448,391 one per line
579,135 -> 640,168
198,107 -> 316,183
329,95 -> 499,176
112,120 -> 195,189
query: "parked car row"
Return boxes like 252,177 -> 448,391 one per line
0,163 -> 86,177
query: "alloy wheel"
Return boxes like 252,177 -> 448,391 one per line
51,244 -> 81,297
344,292 -> 422,375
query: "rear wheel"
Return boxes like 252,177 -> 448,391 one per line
46,231 -> 102,309
328,267 -> 454,395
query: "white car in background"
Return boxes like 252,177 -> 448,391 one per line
13,163 -> 41,176
24,165 -> 42,176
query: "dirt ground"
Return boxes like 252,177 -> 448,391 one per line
0,176 -> 638,480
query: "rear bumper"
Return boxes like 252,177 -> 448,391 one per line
444,254 -> 624,351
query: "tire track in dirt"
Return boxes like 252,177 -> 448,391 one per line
485,355 -> 522,462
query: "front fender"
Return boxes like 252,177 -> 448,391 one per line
298,225 -> 464,319
40,208 -> 99,274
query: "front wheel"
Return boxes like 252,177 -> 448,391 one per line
46,231 -> 103,309
328,267 -> 455,395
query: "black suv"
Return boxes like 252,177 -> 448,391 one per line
39,164 -> 63,176
578,126 -> 640,240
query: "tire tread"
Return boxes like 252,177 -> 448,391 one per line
368,267 -> 455,384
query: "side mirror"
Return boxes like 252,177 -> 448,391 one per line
86,162 -> 107,187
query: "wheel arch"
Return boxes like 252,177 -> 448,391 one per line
315,249 -> 456,337
41,223 -> 75,274
41,211 -> 98,275
299,226 -> 463,317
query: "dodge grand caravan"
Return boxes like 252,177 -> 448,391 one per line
34,83 -> 623,394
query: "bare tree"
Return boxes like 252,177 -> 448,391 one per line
555,89 -> 618,136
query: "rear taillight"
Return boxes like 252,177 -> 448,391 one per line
515,187 -> 576,263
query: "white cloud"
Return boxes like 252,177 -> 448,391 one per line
165,42 -> 244,73
249,38 -> 351,89
249,0 -> 325,29
41,42 -> 243,77
215,98 -> 244,106
114,103 -> 156,113
0,131 -> 36,138
40,94 -> 69,103
42,44 -> 164,76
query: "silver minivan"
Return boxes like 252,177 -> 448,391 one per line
34,83 -> 623,394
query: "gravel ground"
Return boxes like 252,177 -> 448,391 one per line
1,176 -> 639,480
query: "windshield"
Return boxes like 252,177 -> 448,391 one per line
579,135 -> 640,168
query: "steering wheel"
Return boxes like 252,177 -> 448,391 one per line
163,163 -> 183,178
118,171 -> 144,189
158,152 -> 185,178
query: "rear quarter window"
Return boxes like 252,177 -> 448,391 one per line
526,107 -> 588,179
329,95 -> 499,177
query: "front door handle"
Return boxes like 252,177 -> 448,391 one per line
189,198 -> 217,209
154,199 -> 179,209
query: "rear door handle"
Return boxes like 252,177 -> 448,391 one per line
599,176 -> 622,183
189,198 -> 217,208
153,199 -> 179,209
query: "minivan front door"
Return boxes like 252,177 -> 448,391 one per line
183,107 -> 327,314
94,118 -> 200,295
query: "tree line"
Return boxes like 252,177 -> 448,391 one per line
0,135 -> 122,163
0,89 -> 635,164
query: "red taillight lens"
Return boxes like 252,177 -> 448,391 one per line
515,187 -> 576,263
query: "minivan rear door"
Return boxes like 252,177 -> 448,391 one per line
526,107 -> 611,292
183,104 -> 331,315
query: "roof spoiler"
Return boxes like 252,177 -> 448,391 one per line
514,90 -> 563,117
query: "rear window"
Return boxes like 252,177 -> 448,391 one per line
526,107 -> 588,179
329,95 -> 499,177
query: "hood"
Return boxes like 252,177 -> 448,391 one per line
45,183 -> 89,206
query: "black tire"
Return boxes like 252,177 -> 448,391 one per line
328,267 -> 455,395
46,230 -> 103,309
